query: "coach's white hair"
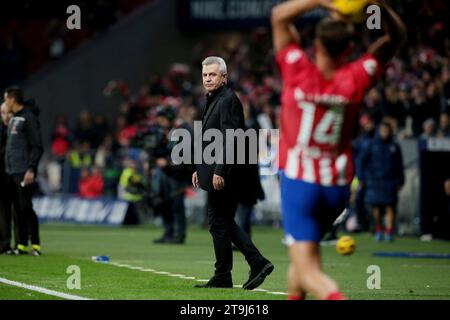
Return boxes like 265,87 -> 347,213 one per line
202,56 -> 227,75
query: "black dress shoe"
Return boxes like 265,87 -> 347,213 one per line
194,276 -> 233,288
167,236 -> 185,244
153,236 -> 173,244
0,247 -> 12,254
243,259 -> 274,290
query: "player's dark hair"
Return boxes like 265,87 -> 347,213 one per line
4,86 -> 24,105
316,18 -> 353,58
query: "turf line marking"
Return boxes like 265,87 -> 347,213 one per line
0,277 -> 92,300
108,261 -> 287,297
267,291 -> 288,295
401,264 -> 450,269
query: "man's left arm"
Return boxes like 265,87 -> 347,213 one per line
25,114 -> 44,176
396,143 -> 405,189
215,94 -> 243,178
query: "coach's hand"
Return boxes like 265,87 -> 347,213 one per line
192,171 -> 199,188
213,174 -> 225,191
23,169 -> 35,186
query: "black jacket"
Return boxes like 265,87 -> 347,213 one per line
196,85 -> 261,200
0,122 -> 7,178
5,104 -> 43,175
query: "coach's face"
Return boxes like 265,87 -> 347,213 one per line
3,93 -> 12,109
202,63 -> 227,94
1,102 -> 11,126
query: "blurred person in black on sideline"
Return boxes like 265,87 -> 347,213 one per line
134,106 -> 192,244
0,102 -> 15,253
3,87 -> 43,256
152,107 -> 191,244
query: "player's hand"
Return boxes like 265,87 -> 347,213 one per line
213,174 -> 225,191
319,0 -> 339,13
23,169 -> 35,186
320,0 -> 351,21
192,171 -> 199,188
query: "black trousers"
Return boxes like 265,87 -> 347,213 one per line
236,203 -> 253,236
159,171 -> 187,240
9,174 -> 40,246
207,185 -> 263,278
0,174 -> 13,251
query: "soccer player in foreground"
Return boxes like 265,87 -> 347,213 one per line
271,0 -> 406,300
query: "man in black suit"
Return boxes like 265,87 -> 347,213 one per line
0,102 -> 14,253
4,87 -> 43,256
192,56 -> 273,290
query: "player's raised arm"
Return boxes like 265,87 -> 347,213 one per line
271,0 -> 338,53
367,0 -> 407,66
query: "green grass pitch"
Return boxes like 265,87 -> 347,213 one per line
0,225 -> 449,300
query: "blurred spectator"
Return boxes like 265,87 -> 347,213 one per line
353,113 -> 376,231
68,141 -> 93,168
65,141 -> 93,193
409,84 -> 428,137
74,110 -> 96,144
421,118 -> 436,139
151,107 -> 191,244
363,88 -> 384,124
114,114 -> 138,147
445,178 -> 450,215
92,114 -> 110,148
383,85 -> 406,131
118,157 -> 150,223
50,115 -> 71,159
94,135 -> 122,197
424,82 -> 442,124
358,121 -> 405,242
436,112 -> 450,138
79,166 -> 104,199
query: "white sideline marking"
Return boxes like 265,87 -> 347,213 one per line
401,264 -> 450,269
0,277 -> 92,300
108,261 -> 286,297
267,291 -> 288,295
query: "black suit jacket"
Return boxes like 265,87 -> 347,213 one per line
0,122 -> 7,177
196,85 -> 247,192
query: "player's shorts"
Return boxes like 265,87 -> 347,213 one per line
280,171 -> 350,244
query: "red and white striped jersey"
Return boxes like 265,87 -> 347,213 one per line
276,43 -> 382,186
